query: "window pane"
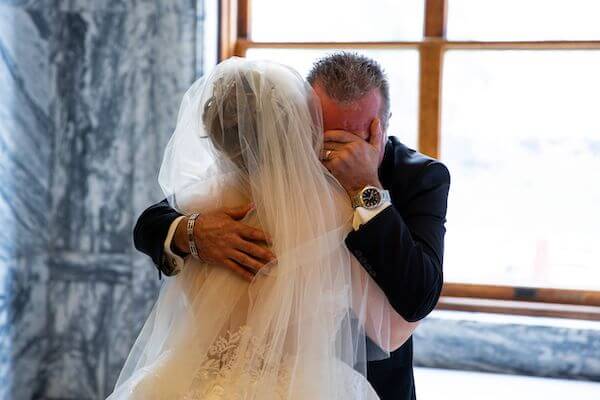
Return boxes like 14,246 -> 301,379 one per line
441,50 -> 600,290
251,0 -> 424,42
448,0 -> 600,41
246,48 -> 419,149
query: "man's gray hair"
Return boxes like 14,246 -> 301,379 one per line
307,52 -> 390,129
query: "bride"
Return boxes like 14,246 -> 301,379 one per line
107,57 -> 418,400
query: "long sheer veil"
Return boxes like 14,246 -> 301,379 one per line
107,57 -> 416,400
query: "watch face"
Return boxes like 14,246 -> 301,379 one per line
361,188 -> 381,208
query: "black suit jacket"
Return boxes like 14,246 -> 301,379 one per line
133,136 -> 450,400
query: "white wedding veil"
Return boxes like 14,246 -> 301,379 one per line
107,57 -> 416,400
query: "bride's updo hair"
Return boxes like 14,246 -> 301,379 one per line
202,70 -> 267,170
201,61 -> 322,175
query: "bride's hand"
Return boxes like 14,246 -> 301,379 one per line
173,203 -> 276,281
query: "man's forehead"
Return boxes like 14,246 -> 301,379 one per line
313,85 -> 382,132
323,109 -> 371,132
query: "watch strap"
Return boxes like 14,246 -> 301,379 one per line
381,189 -> 391,203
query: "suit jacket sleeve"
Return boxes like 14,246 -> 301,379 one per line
133,198 -> 183,276
345,161 -> 450,322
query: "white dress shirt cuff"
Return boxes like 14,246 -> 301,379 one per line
163,216 -> 186,274
352,202 -> 391,231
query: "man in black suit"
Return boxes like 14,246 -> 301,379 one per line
133,52 -> 450,400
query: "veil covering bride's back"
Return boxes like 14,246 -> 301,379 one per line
108,57 -> 416,400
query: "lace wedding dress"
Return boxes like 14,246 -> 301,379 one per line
106,58 -> 417,400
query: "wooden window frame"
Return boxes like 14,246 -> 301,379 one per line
218,0 -> 600,320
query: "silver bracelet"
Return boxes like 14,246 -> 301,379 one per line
187,213 -> 201,259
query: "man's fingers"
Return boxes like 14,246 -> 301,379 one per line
234,237 -> 276,262
239,225 -> 272,244
369,117 -> 384,152
323,141 -> 345,151
229,250 -> 265,273
324,130 -> 362,144
224,203 -> 255,220
369,117 -> 385,153
223,259 -> 254,282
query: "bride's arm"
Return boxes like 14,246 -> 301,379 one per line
350,256 -> 419,353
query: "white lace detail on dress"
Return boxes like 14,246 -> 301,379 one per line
181,325 -> 292,400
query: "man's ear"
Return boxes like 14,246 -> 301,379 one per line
384,112 -> 392,131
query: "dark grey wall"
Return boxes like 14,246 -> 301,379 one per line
0,1 -> 200,398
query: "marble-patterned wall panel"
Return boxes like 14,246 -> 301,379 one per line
413,315 -> 600,381
0,1 -> 47,8
127,1 -> 200,227
48,6 -> 195,254
57,0 -> 196,14
15,280 -> 125,399
47,7 -> 196,400
1,1 -> 201,399
0,4 -> 54,399
1,255 -> 50,400
0,4 -> 53,260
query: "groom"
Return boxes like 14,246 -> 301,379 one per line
133,52 -> 450,400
